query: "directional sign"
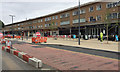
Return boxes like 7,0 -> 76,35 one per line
36,32 -> 41,37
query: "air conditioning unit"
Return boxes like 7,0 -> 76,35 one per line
29,57 -> 42,68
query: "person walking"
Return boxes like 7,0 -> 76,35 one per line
100,32 -> 103,42
115,34 -> 119,42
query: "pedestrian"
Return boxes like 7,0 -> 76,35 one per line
13,34 -> 14,39
115,34 -> 119,42
100,32 -> 103,42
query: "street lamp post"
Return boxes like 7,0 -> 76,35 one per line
9,15 -> 15,36
78,0 -> 81,45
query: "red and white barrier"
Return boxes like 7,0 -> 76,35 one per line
23,54 -> 33,62
13,51 -> 20,56
18,52 -> 27,59
1,46 -> 42,68
29,57 -> 42,68
10,49 -> 17,54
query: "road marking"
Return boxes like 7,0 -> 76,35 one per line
46,47 -> 119,61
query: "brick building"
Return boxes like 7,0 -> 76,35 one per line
2,1 -> 120,37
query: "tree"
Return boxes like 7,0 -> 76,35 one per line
49,22 -> 57,35
104,9 -> 119,43
103,10 -> 112,44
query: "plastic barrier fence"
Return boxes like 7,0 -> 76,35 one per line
29,57 -> 42,68
1,46 -> 42,68
23,54 -> 33,62
32,37 -> 47,43
18,52 -> 27,59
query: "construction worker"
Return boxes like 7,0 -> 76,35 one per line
100,32 -> 103,42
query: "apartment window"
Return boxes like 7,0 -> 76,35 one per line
41,19 -> 43,22
89,16 -> 96,22
96,15 -> 101,21
41,25 -> 43,27
36,26 -> 38,28
33,21 -> 37,23
80,9 -> 86,14
18,27 -> 21,30
28,21 -> 32,24
60,21 -> 70,25
60,13 -> 70,18
73,18 -> 86,24
45,18 -> 47,21
118,13 -> 120,19
65,13 -> 69,17
73,11 -> 79,16
89,6 -> 94,12
113,2 -> 118,7
21,23 -> 23,25
73,19 -> 78,24
47,17 -> 51,21
29,26 -> 33,29
107,13 -> 118,19
56,16 -> 58,19
45,24 -> 49,27
53,16 -> 55,20
106,3 -> 113,8
38,20 -> 41,23
56,22 -> 58,26
33,26 -> 36,29
96,4 -> 102,10
107,13 -> 112,19
113,13 -> 118,19
18,24 -> 20,26
38,25 -> 41,28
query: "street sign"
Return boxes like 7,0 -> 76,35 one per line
0,33 -> 3,37
36,32 -> 41,37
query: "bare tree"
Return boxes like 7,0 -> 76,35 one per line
103,10 -> 111,44
49,22 -> 57,35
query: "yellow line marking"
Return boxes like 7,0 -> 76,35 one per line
46,47 -> 119,61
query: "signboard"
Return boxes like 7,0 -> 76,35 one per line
0,33 -> 3,37
36,32 -> 41,37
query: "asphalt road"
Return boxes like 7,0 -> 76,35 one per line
11,40 -> 119,60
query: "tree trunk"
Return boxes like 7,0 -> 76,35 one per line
107,24 -> 108,44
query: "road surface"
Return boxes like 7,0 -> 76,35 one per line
11,40 -> 119,70
1,44 -> 56,71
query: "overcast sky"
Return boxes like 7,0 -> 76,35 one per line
0,0 -> 96,25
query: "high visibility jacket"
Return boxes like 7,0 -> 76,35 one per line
100,32 -> 103,38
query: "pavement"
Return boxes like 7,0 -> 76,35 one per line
8,37 -> 119,53
12,42 -> 119,70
